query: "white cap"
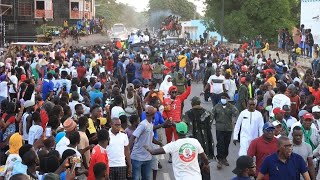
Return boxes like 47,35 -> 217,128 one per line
272,120 -> 281,127
312,106 -> 320,113
24,100 -> 35,108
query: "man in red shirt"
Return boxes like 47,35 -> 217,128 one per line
287,84 -> 300,119
163,77 -> 191,146
76,61 -> 87,80
247,122 -> 278,179
105,56 -> 114,73
88,129 -> 110,180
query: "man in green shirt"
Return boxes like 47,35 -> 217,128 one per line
212,93 -> 239,169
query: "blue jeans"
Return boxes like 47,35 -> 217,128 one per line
309,45 -> 313,57
210,93 -> 222,107
132,159 -> 152,180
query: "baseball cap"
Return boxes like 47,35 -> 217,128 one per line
272,120 -> 282,127
273,107 -> 285,114
24,100 -> 35,108
176,122 -> 188,134
240,77 -> 246,83
312,106 -> 320,113
303,113 -> 314,120
298,110 -> 308,118
241,65 -> 248,72
263,122 -> 275,130
94,82 -> 101,89
232,156 -> 255,175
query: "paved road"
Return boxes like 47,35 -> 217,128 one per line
156,82 -> 240,180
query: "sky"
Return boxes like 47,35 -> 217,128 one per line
116,0 -> 206,16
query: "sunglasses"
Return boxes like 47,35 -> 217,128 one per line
171,91 -> 177,94
249,103 -> 256,106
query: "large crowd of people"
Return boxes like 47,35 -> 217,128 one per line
0,27 -> 319,180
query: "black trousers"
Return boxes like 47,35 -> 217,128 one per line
110,166 -> 127,180
216,130 -> 232,161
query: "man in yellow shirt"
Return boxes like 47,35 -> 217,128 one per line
262,39 -> 269,56
178,50 -> 187,75
266,72 -> 276,88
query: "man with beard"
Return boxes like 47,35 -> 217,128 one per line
163,77 -> 191,162
257,136 -> 310,180
233,98 -> 264,156
212,94 -> 238,169
184,96 -> 215,160
247,122 -> 278,179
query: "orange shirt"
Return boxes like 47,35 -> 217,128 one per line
141,64 -> 152,80
267,76 -> 276,88
309,87 -> 320,105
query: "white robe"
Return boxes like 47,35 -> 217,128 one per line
159,75 -> 173,98
233,109 -> 264,156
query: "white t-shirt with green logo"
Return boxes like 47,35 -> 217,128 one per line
163,138 -> 204,180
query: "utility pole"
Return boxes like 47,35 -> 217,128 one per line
220,0 -> 224,44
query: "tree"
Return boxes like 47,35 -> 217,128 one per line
204,0 -> 295,42
95,0 -> 147,29
148,0 -> 199,20
148,0 -> 200,29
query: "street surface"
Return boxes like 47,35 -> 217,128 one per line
157,82 -> 240,180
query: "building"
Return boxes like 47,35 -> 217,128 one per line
0,0 -> 95,44
180,20 -> 226,43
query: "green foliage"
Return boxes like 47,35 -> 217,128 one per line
204,0 -> 296,42
148,0 -> 200,20
95,0 -> 147,28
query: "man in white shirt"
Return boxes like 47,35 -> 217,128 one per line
107,117 -> 132,179
60,61 -> 71,75
8,70 -> 18,100
202,68 -> 226,106
111,95 -> 126,119
60,72 -> 72,94
145,122 -> 210,180
143,34 -> 150,43
224,72 -> 237,102
233,99 -> 264,156
69,92 -> 90,117
0,75 -> 9,103
271,84 -> 291,117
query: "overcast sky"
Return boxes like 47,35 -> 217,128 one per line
116,0 -> 206,16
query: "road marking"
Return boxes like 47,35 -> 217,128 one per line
163,172 -> 171,180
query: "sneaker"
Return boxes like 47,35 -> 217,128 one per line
222,159 -> 230,166
217,161 -> 223,170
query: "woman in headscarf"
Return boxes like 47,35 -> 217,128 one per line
159,75 -> 173,98
1,133 -> 23,179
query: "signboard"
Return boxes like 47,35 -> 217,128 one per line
301,0 -> 320,44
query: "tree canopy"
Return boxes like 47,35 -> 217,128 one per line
95,0 -> 147,28
148,0 -> 200,20
204,0 -> 297,42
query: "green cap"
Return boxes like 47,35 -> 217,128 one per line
176,122 -> 188,134
191,96 -> 201,105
